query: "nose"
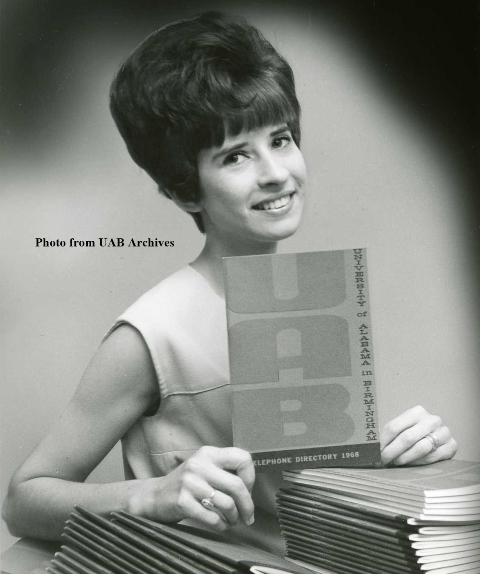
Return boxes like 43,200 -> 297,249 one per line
257,151 -> 289,187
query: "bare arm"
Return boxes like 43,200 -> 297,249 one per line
2,325 -> 160,539
2,325 -> 255,540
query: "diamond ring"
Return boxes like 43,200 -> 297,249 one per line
201,490 -> 217,511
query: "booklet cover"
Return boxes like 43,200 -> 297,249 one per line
276,462 -> 480,574
283,459 -> 480,498
223,248 -> 381,471
49,507 -> 317,574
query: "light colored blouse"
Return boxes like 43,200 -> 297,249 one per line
106,265 -> 286,553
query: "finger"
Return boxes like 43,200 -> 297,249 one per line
380,405 -> 430,449
177,490 -> 229,532
381,413 -> 443,465
211,447 -> 256,494
405,437 -> 458,466
198,488 -> 240,526
177,471 -> 240,526
182,447 -> 255,524
388,426 -> 450,466
202,462 -> 255,525
207,489 -> 240,526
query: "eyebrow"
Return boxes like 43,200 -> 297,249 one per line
211,125 -> 290,162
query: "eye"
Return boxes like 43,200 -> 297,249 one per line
223,152 -> 247,166
272,134 -> 292,149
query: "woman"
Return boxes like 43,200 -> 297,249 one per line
3,12 -> 456,554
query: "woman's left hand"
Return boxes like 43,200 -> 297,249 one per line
380,405 -> 457,466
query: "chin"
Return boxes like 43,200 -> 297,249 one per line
256,220 -> 302,243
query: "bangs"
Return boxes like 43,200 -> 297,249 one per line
195,75 -> 301,150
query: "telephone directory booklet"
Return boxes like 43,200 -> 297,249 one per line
283,459 -> 480,522
223,248 -> 381,471
277,460 -> 480,574
46,506 -> 319,574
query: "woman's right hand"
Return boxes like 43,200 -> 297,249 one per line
3,327 -> 255,540
128,446 -> 256,531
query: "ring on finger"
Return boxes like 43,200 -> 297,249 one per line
424,432 -> 441,453
201,490 -> 217,511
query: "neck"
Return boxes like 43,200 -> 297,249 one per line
191,234 -> 278,296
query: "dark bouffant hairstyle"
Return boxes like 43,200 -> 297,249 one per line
110,12 -> 301,232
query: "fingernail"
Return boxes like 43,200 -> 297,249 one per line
246,514 -> 255,526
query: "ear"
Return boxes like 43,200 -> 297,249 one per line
162,187 -> 203,213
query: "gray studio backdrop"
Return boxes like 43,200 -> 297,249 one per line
2,0 -> 479,551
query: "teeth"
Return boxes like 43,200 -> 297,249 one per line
255,194 -> 292,211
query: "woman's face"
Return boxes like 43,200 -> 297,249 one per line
197,123 -> 307,251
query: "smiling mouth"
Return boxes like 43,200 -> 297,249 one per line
252,193 -> 295,211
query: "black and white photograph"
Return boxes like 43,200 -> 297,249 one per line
2,1 -> 479,572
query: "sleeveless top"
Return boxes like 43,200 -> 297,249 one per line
105,265 -> 286,554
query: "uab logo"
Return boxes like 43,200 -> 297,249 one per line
226,251 -> 355,451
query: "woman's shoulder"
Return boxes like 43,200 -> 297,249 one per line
105,265 -> 221,340
126,265 -> 214,314
143,265 -> 203,297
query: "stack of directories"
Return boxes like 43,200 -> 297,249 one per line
46,506 -> 319,574
277,459 -> 480,574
